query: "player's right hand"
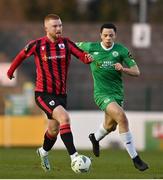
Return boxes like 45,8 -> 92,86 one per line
7,71 -> 15,80
114,63 -> 124,72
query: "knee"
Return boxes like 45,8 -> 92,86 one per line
57,114 -> 70,125
113,109 -> 127,124
52,111 -> 70,125
48,126 -> 59,137
114,109 -> 125,119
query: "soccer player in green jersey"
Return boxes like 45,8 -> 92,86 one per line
77,23 -> 148,171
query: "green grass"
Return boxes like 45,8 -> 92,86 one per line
0,147 -> 162,179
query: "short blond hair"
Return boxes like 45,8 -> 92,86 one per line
44,14 -> 61,24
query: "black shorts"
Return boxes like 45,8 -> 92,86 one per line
35,91 -> 67,119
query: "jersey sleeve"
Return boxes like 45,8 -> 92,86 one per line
67,39 -> 92,64
7,40 -> 36,78
24,40 -> 36,57
76,42 -> 91,53
121,46 -> 137,67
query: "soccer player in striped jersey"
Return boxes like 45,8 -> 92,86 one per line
77,23 -> 149,171
7,14 -> 93,172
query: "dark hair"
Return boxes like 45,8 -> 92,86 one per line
100,23 -> 117,33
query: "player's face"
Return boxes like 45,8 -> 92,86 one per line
45,19 -> 62,40
100,28 -> 116,48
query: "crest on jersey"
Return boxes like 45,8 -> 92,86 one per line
41,46 -> 45,50
112,51 -> 119,57
58,43 -> 65,49
49,100 -> 55,106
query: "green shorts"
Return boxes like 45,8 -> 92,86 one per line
95,95 -> 123,111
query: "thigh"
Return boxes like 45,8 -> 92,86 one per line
52,105 -> 70,125
35,92 -> 67,119
106,102 -> 128,126
106,102 -> 124,119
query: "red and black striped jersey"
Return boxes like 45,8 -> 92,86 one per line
7,36 -> 92,94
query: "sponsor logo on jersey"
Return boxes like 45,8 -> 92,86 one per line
96,61 -> 114,69
43,55 -> 65,61
58,43 -> 65,49
49,100 -> 55,106
112,51 -> 119,57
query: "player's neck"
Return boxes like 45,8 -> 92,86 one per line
100,42 -> 114,51
46,35 -> 59,43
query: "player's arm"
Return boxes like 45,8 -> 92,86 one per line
7,41 -> 36,79
76,42 -> 89,51
114,63 -> 140,76
67,39 -> 93,64
115,46 -> 140,76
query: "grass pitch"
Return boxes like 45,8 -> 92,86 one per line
0,147 -> 162,179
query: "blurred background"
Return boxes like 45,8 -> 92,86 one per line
0,0 -> 163,150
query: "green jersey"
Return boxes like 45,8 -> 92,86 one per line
77,42 -> 137,110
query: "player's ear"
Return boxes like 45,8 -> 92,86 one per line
44,21 -> 48,32
44,26 -> 47,33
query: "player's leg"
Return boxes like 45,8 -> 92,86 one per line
52,105 -> 78,160
89,111 -> 117,157
89,96 -> 118,157
37,119 -> 59,171
106,102 -> 149,171
35,92 -> 60,171
43,119 -> 59,151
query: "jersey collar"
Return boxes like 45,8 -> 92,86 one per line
100,42 -> 114,51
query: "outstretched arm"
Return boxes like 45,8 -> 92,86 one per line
7,41 -> 36,79
68,39 -> 93,64
7,50 -> 27,79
